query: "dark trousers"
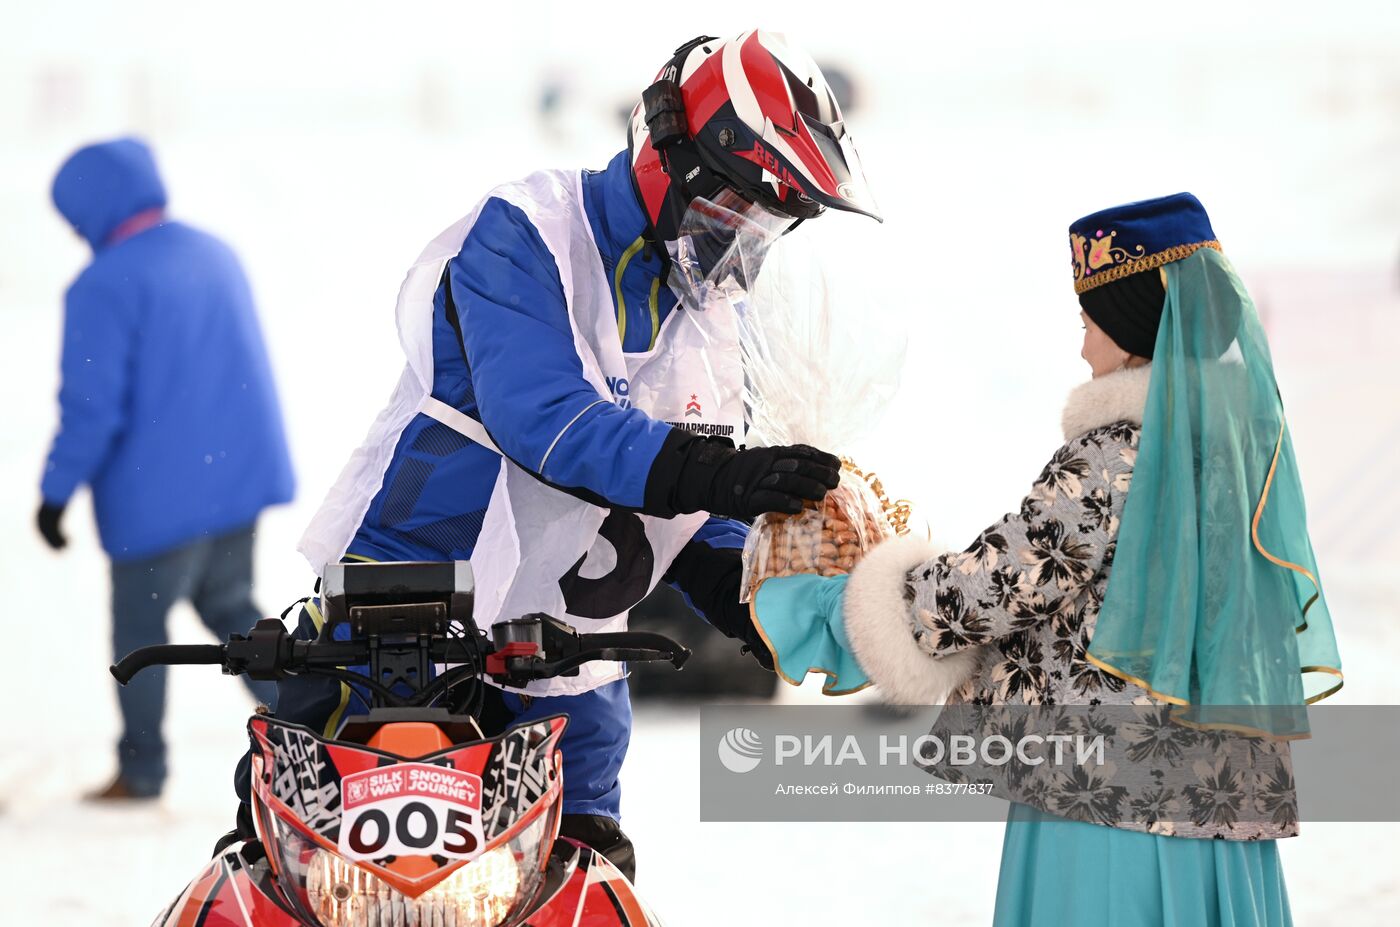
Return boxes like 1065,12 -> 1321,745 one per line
111,523 -> 276,793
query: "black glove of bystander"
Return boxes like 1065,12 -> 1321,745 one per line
36,502 -> 68,551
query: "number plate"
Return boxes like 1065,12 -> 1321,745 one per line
338,762 -> 486,862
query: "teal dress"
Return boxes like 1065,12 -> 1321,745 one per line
995,803 -> 1291,927
752,579 -> 1295,926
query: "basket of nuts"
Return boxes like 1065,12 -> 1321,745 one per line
739,458 -> 912,603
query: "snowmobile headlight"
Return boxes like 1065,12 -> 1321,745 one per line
305,844 -> 519,926
266,805 -> 554,927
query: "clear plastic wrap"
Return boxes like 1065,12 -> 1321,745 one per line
735,230 -> 910,602
740,461 -> 911,601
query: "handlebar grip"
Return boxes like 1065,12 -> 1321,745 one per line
110,644 -> 227,686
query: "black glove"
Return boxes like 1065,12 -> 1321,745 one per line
36,502 -> 68,551
664,539 -> 775,671
660,435 -> 841,520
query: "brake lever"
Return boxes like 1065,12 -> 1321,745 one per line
486,614 -> 691,687
488,647 -> 691,687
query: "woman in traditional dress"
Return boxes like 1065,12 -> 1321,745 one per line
752,192 -> 1343,926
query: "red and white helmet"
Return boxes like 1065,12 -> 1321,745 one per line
629,31 -> 881,243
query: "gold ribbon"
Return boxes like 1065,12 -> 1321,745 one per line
841,457 -> 913,537
1251,418 -> 1321,632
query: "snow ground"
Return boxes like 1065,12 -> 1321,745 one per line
4,2 -> 1400,922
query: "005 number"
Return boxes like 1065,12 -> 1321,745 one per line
343,801 -> 481,860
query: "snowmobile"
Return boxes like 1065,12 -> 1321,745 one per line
111,561 -> 688,926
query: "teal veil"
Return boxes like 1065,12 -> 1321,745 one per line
1086,247 -> 1343,737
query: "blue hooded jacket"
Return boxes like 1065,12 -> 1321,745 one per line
43,138 -> 295,560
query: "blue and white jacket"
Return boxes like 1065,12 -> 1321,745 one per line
245,153 -> 752,821
343,149 -> 747,579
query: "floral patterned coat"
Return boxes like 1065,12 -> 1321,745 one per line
842,365 -> 1296,840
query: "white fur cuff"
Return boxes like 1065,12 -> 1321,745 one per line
843,536 -> 982,704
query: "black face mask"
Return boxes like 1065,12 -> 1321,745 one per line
1078,270 -> 1167,358
688,220 -> 739,281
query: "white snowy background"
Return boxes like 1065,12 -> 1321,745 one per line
3,1 -> 1399,922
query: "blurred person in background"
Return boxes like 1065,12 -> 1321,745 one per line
255,30 -> 879,879
752,194 -> 1342,925
39,137 -> 295,801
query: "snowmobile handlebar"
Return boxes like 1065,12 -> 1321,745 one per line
110,561 -> 690,704
110,615 -> 691,690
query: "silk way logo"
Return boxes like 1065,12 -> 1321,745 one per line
717,727 -> 764,773
685,394 -> 703,418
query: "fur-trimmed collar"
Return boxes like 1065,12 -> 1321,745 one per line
1061,365 -> 1152,441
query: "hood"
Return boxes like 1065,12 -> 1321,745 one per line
52,138 -> 168,249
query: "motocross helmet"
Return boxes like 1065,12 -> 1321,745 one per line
628,30 -> 882,249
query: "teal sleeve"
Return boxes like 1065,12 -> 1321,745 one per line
751,574 -> 869,694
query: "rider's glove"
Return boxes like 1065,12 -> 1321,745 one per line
647,432 -> 840,520
663,538 -> 775,671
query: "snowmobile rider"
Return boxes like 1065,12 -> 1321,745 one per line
236,30 -> 881,879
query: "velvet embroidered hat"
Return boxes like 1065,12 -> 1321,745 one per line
1070,192 -> 1220,358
